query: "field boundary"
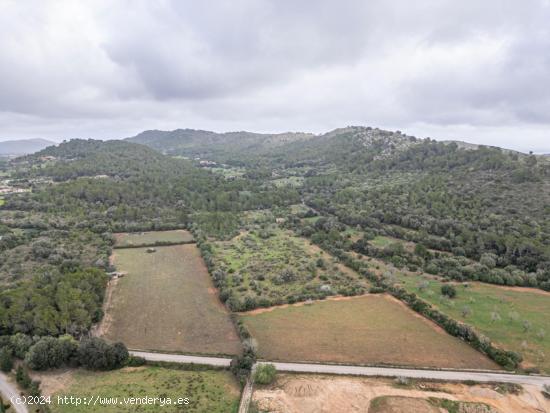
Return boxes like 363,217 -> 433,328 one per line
112,240 -> 196,249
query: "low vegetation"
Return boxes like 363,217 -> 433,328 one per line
103,244 -> 241,355
395,272 -> 550,373
46,366 -> 240,413
240,294 -> 497,369
254,363 -> 276,385
203,227 -> 369,311
113,230 -> 193,248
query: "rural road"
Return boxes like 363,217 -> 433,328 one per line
264,361 -> 550,388
0,371 -> 27,413
129,350 -> 232,367
131,351 -> 550,388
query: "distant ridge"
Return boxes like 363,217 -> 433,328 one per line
0,138 -> 56,155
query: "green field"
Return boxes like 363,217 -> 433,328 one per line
240,294 -> 498,369
48,367 -> 240,413
104,244 -> 241,355
114,230 -> 193,247
396,272 -> 550,372
212,229 -> 369,310
0,197 -> 4,206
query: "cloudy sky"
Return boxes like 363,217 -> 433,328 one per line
1,0 -> 549,152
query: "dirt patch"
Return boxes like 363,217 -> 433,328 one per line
481,283 -> 550,297
252,375 -> 550,413
369,396 -> 439,413
240,293 -> 371,315
31,368 -> 75,396
91,276 -> 118,337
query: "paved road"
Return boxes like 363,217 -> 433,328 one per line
264,361 -> 550,388
132,350 -> 550,388
0,371 -> 27,413
129,350 -> 232,367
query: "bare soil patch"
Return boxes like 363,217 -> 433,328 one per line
252,374 -> 549,413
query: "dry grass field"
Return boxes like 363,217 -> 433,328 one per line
240,294 -> 498,369
103,244 -> 241,355
114,230 -> 193,247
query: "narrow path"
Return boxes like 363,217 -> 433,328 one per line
131,350 -> 550,388
0,371 -> 27,413
237,377 -> 253,413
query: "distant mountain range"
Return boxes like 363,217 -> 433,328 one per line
0,138 -> 56,155
126,128 -> 315,160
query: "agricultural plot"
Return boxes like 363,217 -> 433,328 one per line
42,367 -> 240,413
114,229 -> 193,247
211,228 -> 369,310
103,244 -> 241,355
395,272 -> 550,373
252,374 -> 546,413
240,294 -> 498,369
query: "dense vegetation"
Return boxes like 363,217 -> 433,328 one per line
1,126 -> 549,374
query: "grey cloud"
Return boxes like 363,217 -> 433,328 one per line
0,0 -> 549,152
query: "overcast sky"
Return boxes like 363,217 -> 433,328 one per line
1,0 -> 549,152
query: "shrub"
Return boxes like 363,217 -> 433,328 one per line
441,284 -> 457,298
25,337 -> 65,370
126,356 -> 146,367
10,333 -> 33,359
0,348 -> 13,372
77,338 -> 128,370
15,366 -> 32,389
254,363 -> 276,385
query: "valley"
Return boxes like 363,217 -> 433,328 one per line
0,127 -> 549,412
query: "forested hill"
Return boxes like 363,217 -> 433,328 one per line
19,138 -> 187,180
126,128 -> 315,160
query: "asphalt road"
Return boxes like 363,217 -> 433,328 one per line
131,350 -> 550,388
0,371 -> 27,413
265,361 -> 550,388
129,350 -> 232,366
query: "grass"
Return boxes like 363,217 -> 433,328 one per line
395,272 -> 550,373
240,294 -> 498,369
104,244 -> 241,355
114,230 -> 193,247
212,228 -> 369,307
0,197 -> 4,206
48,367 -> 240,413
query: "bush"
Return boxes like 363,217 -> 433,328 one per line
15,366 -> 32,389
126,356 -> 146,367
10,333 -> 34,359
441,284 -> 457,298
254,363 -> 276,385
25,337 -> 65,370
0,348 -> 13,372
77,338 -> 128,370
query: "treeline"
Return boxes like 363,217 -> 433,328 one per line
0,268 -> 107,337
0,335 -> 128,372
302,170 -> 550,288
294,220 -> 523,370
